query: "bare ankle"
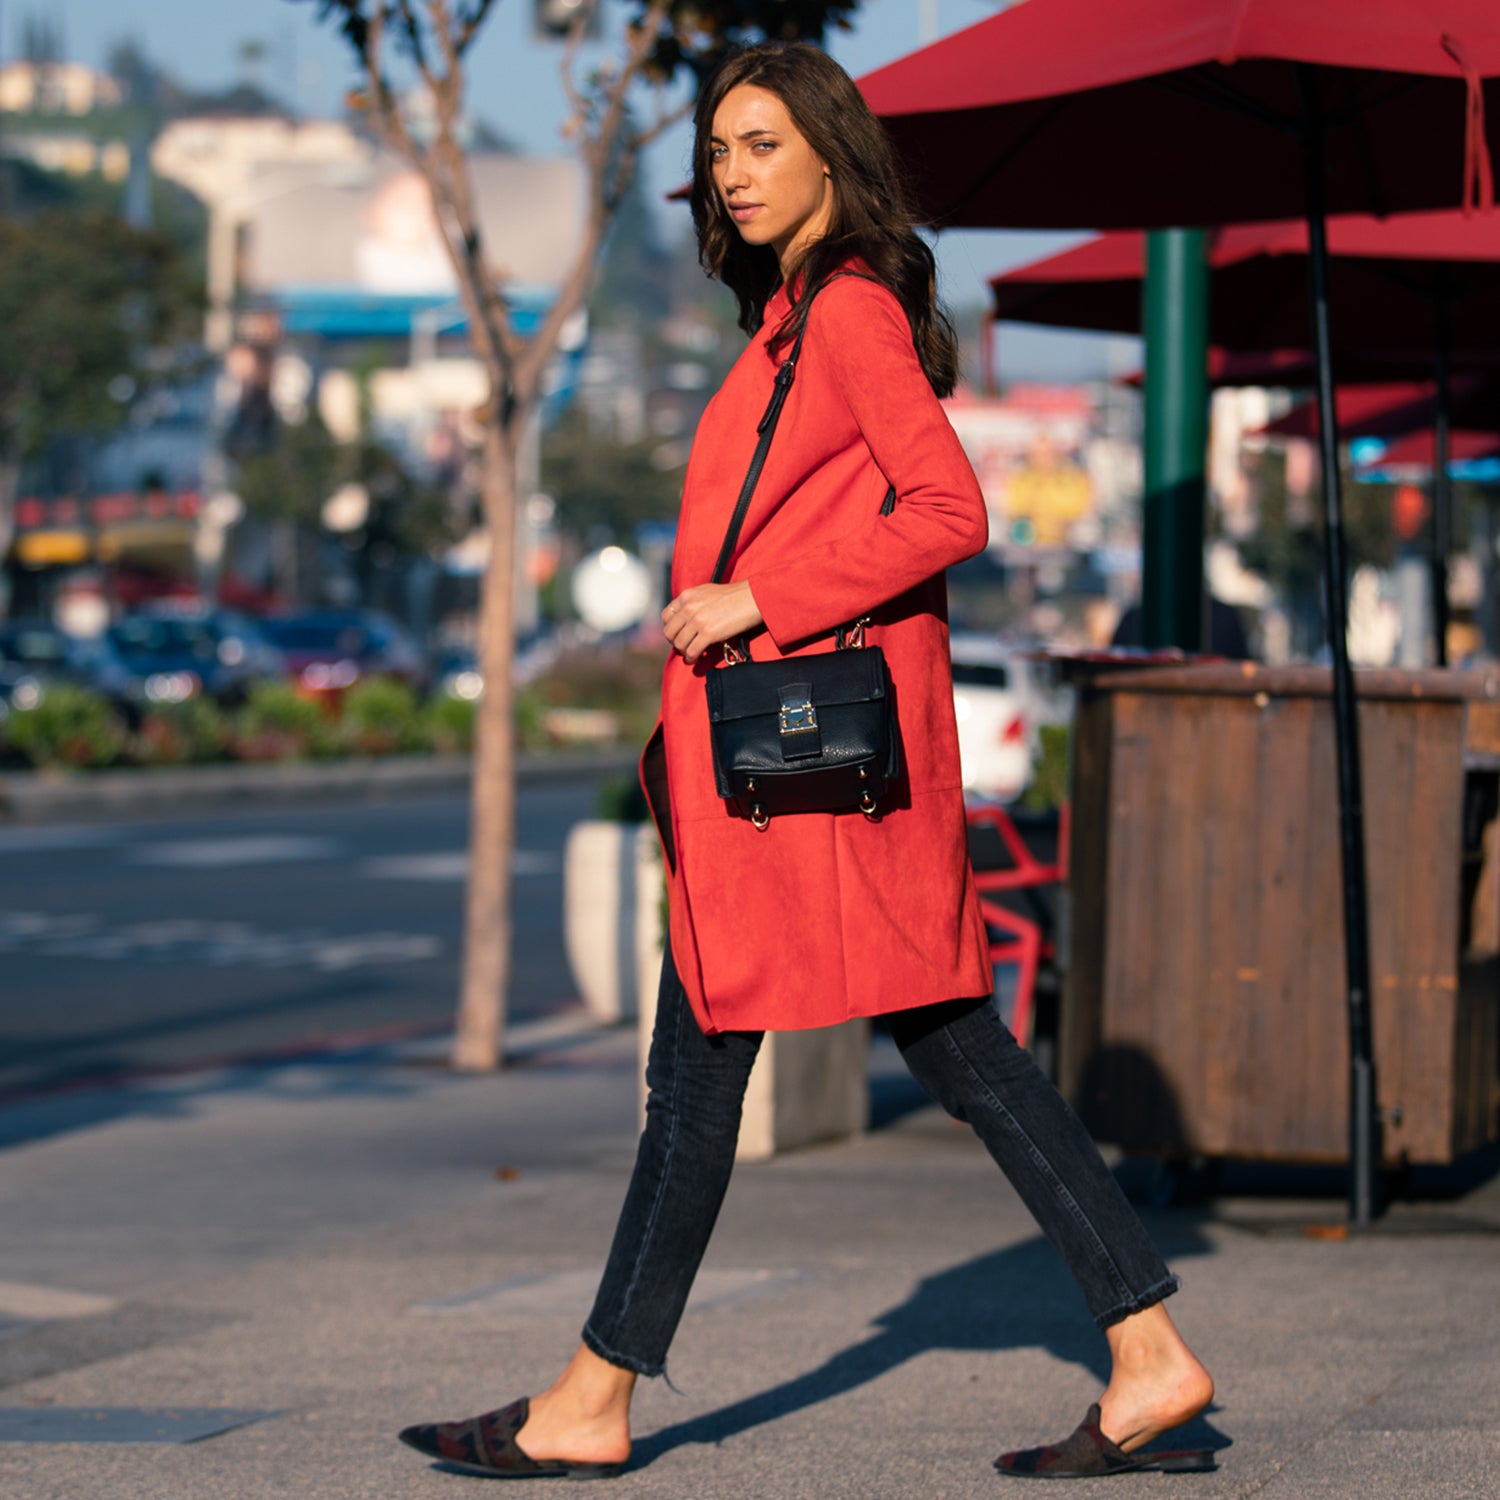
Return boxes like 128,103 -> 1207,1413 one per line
1098,1305 -> 1213,1448
563,1345 -> 637,1416
518,1349 -> 636,1466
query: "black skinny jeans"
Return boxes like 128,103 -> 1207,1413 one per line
582,948 -> 1178,1378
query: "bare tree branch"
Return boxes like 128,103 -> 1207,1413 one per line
394,0 -> 428,72
397,0 -> 443,97
454,0 -> 497,54
636,93 -> 694,150
429,0 -> 458,74
356,1 -> 520,402
360,7 -> 413,156
559,5 -> 591,122
518,0 -> 677,397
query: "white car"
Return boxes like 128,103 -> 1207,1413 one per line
948,634 -> 1067,803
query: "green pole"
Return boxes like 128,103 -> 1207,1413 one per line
1141,229 -> 1210,650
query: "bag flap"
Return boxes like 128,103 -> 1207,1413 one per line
706,647 -> 888,723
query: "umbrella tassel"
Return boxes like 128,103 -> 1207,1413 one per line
1441,34 -> 1495,214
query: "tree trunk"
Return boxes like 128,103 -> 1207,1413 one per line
450,417 -> 519,1069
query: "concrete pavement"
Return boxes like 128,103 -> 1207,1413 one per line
2,1010 -> 1499,1499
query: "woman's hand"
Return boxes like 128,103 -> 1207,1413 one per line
662,580 -> 764,663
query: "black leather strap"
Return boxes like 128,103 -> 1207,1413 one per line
709,309 -> 815,585
707,275 -> 899,641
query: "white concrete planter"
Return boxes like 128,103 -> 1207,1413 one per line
563,821 -> 664,1025
636,944 -> 869,1162
734,1018 -> 871,1161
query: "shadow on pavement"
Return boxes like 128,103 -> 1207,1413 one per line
0,1041 -> 462,1151
0,1014 -> 624,1152
0,970 -> 428,1102
630,1228 -> 1227,1470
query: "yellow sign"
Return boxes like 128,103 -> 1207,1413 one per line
1006,454 -> 1092,548
13,530 -> 90,567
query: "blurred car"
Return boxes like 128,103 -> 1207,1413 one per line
0,618 -> 137,718
105,604 -> 287,710
258,609 -> 428,701
0,661 -> 45,731
949,633 -> 1069,803
426,629 -> 560,702
430,641 -> 484,702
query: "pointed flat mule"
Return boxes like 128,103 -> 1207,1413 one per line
399,1397 -> 625,1480
994,1403 -> 1217,1479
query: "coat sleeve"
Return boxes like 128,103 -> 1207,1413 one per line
746,277 -> 989,650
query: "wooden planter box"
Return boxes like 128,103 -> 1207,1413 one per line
1061,662 -> 1500,1166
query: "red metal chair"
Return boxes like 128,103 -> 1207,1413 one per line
967,802 -> 1069,1049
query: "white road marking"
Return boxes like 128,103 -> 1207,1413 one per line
128,836 -> 343,867
0,909 -> 441,972
361,852 -> 469,881
0,827 -> 125,854
0,1281 -> 118,1320
0,911 -> 101,946
361,850 -> 558,881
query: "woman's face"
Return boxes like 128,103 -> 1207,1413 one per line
709,84 -> 833,276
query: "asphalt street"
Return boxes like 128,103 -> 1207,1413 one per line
0,777 -> 610,1098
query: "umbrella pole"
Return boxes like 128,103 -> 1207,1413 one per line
1432,285 -> 1454,666
1297,65 -> 1382,1226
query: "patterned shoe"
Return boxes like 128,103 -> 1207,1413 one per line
399,1397 -> 625,1480
994,1403 -> 1216,1478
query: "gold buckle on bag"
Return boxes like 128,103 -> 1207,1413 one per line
778,697 -> 818,735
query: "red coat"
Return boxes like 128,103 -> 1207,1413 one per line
641,270 -> 993,1035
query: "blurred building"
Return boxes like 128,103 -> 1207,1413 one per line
0,58 -> 132,184
940,383 -> 1143,644
0,60 -> 122,114
8,106 -> 586,632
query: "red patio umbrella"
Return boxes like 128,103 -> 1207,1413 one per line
1257,378 -> 1497,441
1358,428 -> 1500,468
988,214 -> 1500,357
861,1 -> 1499,230
1123,347 -> 1500,389
860,0 -> 1500,1223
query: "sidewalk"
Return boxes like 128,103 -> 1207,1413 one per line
1,1016 -> 1498,1499
0,748 -> 638,825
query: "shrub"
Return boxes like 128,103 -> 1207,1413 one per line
596,771 -> 649,822
133,698 -> 230,765
340,676 -> 431,754
229,681 -> 338,761
1020,723 -> 1070,812
424,692 -> 477,754
514,684 -> 549,751
4,684 -> 128,769
526,644 -> 662,747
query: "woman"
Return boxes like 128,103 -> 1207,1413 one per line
400,41 -> 1214,1483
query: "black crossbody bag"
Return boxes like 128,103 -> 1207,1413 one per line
704,286 -> 901,831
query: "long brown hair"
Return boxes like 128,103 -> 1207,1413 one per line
690,41 -> 959,398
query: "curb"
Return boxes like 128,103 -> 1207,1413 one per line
0,1008 -> 614,1113
0,749 -> 639,824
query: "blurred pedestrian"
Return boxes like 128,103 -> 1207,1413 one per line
399,40 -> 1213,1483
1112,597 -> 1254,659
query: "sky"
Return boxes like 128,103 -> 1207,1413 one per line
18,0 -> 1127,376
